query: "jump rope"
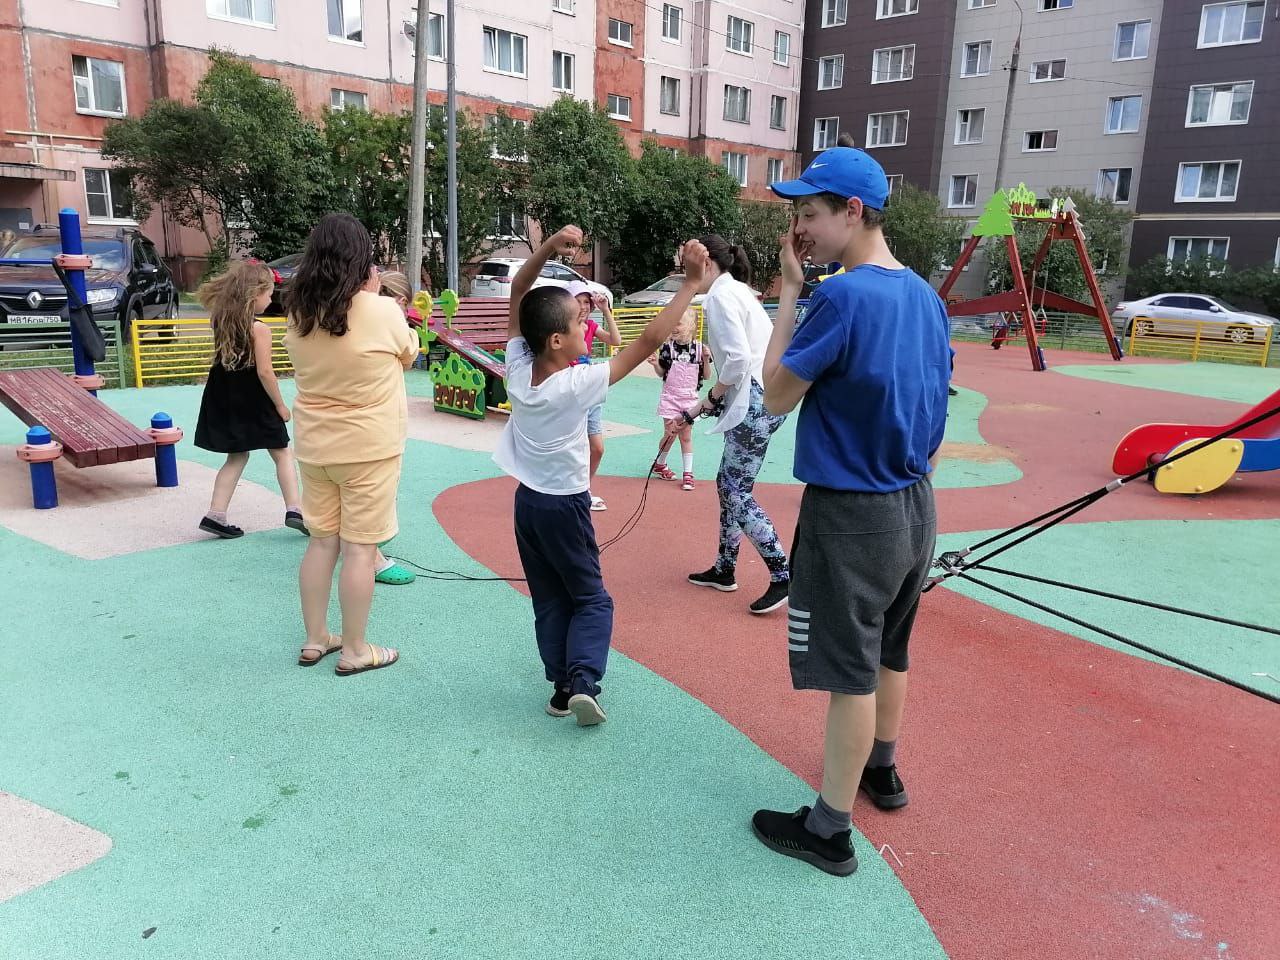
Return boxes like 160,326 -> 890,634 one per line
387,379 -> 1280,705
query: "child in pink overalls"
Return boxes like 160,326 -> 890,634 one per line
649,309 -> 712,490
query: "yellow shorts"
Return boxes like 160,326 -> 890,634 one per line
298,456 -> 402,544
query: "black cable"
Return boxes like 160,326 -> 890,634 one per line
955,572 -> 1279,706
386,556 -> 525,583
977,565 -> 1280,638
958,489 -> 1109,574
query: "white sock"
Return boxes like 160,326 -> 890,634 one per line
682,453 -> 693,474
377,556 -> 396,574
656,448 -> 669,466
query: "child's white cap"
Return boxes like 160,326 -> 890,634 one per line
565,280 -> 593,300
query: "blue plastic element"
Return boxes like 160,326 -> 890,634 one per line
26,425 -> 58,509
58,208 -> 96,382
151,412 -> 179,488
1239,436 -> 1280,473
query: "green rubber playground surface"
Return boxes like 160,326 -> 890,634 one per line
1055,361 -> 1280,405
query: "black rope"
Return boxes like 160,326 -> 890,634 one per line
978,565 -> 1280,638
955,572 -> 1279,706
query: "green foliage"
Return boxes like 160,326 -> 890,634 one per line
323,107 -> 411,264
606,141 -> 741,293
1127,257 -> 1280,316
882,182 -> 967,280
733,200 -> 790,294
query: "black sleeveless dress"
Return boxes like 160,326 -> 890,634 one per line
194,354 -> 290,454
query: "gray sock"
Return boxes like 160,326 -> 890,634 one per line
206,511 -> 228,524
868,738 -> 897,768
804,795 -> 851,840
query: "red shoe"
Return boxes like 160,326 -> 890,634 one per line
652,462 -> 677,481
682,472 -> 695,491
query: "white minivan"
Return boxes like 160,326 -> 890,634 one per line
471,257 -> 614,306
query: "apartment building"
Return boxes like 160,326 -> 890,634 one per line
1130,0 -> 1279,273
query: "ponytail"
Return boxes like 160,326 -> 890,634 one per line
699,234 -> 753,287
729,244 -> 752,286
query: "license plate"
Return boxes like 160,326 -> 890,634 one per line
7,314 -> 58,325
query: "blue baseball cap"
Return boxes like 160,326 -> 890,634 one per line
770,147 -> 890,210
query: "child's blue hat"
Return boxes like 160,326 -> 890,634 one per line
770,147 -> 890,210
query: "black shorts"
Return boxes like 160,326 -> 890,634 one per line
787,478 -> 937,695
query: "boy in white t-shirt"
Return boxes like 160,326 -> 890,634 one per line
494,226 -> 708,725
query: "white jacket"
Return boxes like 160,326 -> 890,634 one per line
701,272 -> 772,434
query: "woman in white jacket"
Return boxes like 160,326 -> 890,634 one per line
685,235 -> 790,614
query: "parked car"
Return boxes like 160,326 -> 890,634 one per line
622,273 -> 762,307
264,252 -> 302,315
0,224 -> 177,340
471,257 -> 613,306
1113,294 -> 1277,344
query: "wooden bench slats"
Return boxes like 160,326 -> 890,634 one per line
0,367 -> 155,468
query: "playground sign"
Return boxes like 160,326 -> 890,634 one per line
973,185 -> 1074,238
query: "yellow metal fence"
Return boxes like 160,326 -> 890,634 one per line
607,305 -> 705,354
1126,316 -> 1273,367
131,318 -> 292,386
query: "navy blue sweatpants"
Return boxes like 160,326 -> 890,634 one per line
513,485 -> 614,697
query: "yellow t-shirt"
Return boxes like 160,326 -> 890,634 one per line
285,290 -> 419,466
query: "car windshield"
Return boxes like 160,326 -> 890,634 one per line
3,237 -> 127,272
478,262 -> 512,277
648,276 -> 685,293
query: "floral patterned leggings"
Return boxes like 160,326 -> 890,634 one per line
715,380 -> 789,582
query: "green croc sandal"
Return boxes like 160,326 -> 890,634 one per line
375,563 -> 416,585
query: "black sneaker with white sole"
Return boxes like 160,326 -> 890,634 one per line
546,686 -> 571,718
859,764 -> 909,810
750,806 -> 858,877
285,510 -> 310,536
567,692 -> 607,726
749,579 -> 790,614
199,516 -> 244,539
688,566 -> 738,592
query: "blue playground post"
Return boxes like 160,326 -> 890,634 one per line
150,412 -> 180,488
58,208 -> 96,384
23,426 -> 60,509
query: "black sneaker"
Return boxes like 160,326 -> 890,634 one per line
546,686 -> 571,718
688,566 -> 738,592
285,510 -> 309,536
948,386 -> 959,397
749,579 -> 790,614
567,692 -> 607,726
199,516 -> 244,539
860,764 -> 909,810
750,807 -> 858,877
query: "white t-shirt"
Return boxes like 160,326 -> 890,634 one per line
493,337 -> 611,495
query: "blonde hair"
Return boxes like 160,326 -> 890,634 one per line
197,260 -> 273,370
377,270 -> 412,304
675,308 -> 698,341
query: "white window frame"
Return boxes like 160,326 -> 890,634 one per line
1030,59 -> 1066,82
968,0 -> 996,7
1176,161 -> 1242,203
1097,167 -> 1132,204
485,115 -> 529,161
1167,236 -> 1230,263
491,203 -> 523,240
327,0 -> 363,44
330,89 -> 368,110
1198,2 -> 1265,48
961,41 -> 992,77
608,18 -> 634,47
76,0 -> 121,5
950,174 -> 979,208
955,107 -> 985,144
1185,81 -> 1254,127
886,174 -> 903,195
818,55 -> 844,90
425,12 -> 446,60
877,0 -> 919,18
483,26 -> 527,77
1039,0 -> 1072,10
84,167 -> 134,223
607,94 -> 632,121
552,0 -> 574,13
1114,20 -> 1151,60
866,110 -> 909,148
723,84 -> 751,124
813,117 -> 839,150
660,76 -> 681,116
1023,129 -> 1058,152
662,4 -> 682,42
726,16 -> 754,55
552,51 -> 575,93
722,151 -> 748,186
1105,95 -> 1142,134
72,56 -> 127,118
769,94 -> 786,130
872,44 -> 915,84
821,0 -> 847,28
773,31 -> 791,66
767,158 -> 784,184
206,0 -> 274,27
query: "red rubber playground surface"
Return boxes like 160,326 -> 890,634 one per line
437,342 -> 1280,960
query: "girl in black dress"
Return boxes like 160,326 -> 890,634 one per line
194,261 -> 306,539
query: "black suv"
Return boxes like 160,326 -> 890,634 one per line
0,224 -> 177,340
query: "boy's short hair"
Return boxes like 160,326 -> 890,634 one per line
804,192 -> 886,228
520,286 -> 575,354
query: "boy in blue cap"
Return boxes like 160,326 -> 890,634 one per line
750,148 -> 952,875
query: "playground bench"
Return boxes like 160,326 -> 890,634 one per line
0,367 -> 155,467
427,297 -> 510,349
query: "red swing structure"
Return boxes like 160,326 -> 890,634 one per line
938,187 -> 1124,372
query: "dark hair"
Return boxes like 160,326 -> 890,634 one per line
520,286 -> 575,354
699,234 -> 752,286
803,192 -> 886,228
286,213 -> 375,337
835,132 -> 857,148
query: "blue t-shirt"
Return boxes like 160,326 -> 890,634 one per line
781,265 -> 952,493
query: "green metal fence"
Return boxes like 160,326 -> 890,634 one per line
0,319 -> 128,387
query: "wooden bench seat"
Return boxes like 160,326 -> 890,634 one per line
427,298 -> 510,348
0,367 -> 155,467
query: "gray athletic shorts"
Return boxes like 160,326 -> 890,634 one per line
787,478 -> 937,695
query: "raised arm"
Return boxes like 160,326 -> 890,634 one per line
607,240 -> 708,385
508,224 -> 583,340
595,295 -> 623,347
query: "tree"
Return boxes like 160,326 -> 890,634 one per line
521,97 -> 634,246
1127,256 -> 1280,317
323,107 -> 411,265
733,200 -> 790,294
882,182 -> 967,280
606,141 -> 740,293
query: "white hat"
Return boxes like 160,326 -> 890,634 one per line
565,280 -> 592,300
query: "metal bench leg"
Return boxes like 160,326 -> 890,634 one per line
149,412 -> 184,488
18,425 -> 63,509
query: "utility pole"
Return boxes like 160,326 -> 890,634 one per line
993,2 -> 1024,192
445,0 -> 459,291
406,2 -> 431,295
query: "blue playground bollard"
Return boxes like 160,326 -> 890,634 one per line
58,208 -> 97,385
19,425 -> 63,509
149,412 -> 183,488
